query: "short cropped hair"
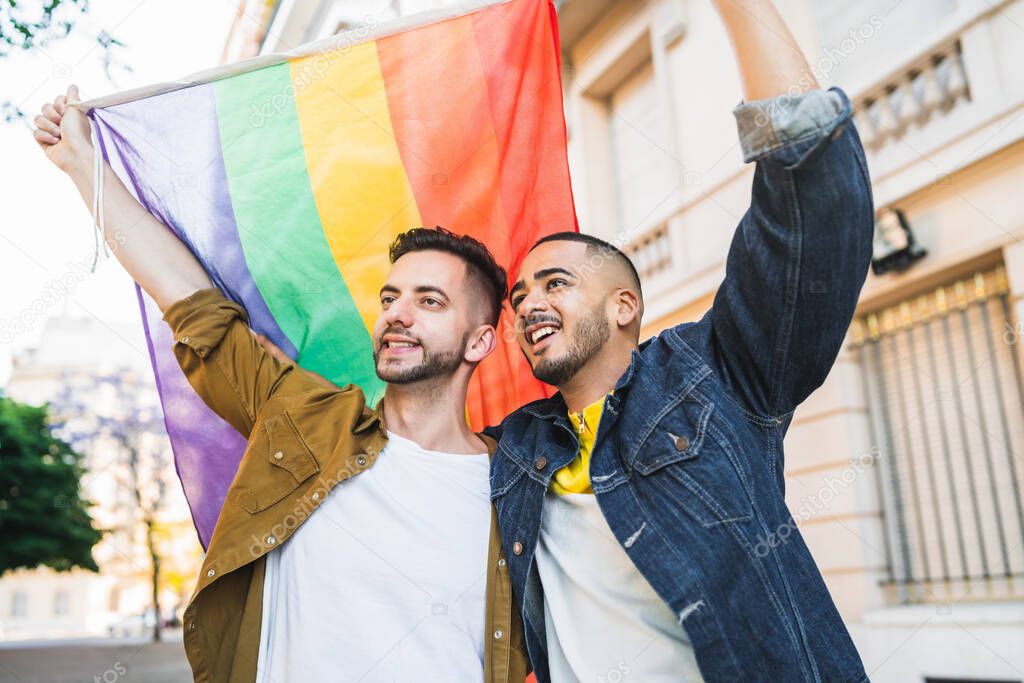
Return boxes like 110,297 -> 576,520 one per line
389,227 -> 508,326
530,231 -> 642,297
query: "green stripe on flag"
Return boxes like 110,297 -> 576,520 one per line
214,64 -> 385,403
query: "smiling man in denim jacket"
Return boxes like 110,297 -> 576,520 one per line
490,1 -> 875,681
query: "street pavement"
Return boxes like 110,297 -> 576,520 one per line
0,634 -> 190,683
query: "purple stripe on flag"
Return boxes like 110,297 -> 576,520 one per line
90,83 -> 293,547
135,285 -> 245,547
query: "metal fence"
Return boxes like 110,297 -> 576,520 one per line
852,267 -> 1024,603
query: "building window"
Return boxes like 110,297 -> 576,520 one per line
854,267 -> 1024,603
54,590 -> 70,616
9,591 -> 27,618
608,59 -> 676,235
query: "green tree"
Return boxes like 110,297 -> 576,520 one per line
1,1 -> 130,123
0,394 -> 102,575
0,0 -> 88,57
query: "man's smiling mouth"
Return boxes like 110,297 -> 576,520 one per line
524,319 -> 562,351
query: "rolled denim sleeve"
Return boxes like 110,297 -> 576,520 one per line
163,288 -> 313,436
708,87 -> 874,417
733,88 -> 847,163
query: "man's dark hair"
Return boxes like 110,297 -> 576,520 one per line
389,226 -> 508,326
530,231 -> 642,297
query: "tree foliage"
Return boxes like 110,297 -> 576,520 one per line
0,0 -> 88,57
0,394 -> 102,575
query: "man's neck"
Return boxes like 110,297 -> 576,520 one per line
381,379 -> 484,454
559,344 -> 634,413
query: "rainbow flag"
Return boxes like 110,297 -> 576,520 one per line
80,0 -> 576,548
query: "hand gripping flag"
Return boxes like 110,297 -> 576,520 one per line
78,0 -> 577,548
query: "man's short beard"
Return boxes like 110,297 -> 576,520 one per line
532,303 -> 610,386
374,332 -> 469,384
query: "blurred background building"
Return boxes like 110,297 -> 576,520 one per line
225,0 -> 1024,681
0,316 -> 201,642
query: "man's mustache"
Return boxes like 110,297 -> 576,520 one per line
518,313 -> 562,332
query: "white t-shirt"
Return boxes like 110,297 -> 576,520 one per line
255,431 -> 491,683
535,491 -> 705,682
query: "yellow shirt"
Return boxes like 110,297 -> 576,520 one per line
550,393 -> 610,495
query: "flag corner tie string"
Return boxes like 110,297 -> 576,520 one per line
89,122 -> 110,273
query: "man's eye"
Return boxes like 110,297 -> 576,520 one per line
423,297 -> 441,307
381,296 -> 395,306
511,296 -> 525,311
548,278 -> 568,289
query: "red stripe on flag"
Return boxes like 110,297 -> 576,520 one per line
378,0 -> 576,429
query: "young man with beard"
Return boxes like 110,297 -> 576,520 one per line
33,86 -> 527,682
492,1 -> 875,682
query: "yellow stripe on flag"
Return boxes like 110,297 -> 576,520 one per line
291,41 -> 421,334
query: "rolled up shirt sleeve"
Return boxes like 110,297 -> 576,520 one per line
733,88 -> 848,164
163,288 -> 250,359
162,288 -> 311,436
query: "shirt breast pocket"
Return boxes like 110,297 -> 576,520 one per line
629,396 -> 754,528
235,410 -> 320,514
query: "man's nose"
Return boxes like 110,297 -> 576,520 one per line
384,298 -> 414,328
519,289 -> 551,322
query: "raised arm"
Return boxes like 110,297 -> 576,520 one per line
712,0 -> 817,99
704,2 -> 875,417
33,85 -> 319,435
32,85 -> 211,311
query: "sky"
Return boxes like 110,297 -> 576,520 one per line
0,0 -> 240,385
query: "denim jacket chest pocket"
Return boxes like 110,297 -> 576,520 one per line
624,392 -> 755,529
235,410 -> 321,514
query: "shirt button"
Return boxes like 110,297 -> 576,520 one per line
512,541 -> 523,556
497,558 -> 506,568
493,630 -> 503,640
311,491 -> 320,501
266,535 -> 277,545
534,457 -> 547,471
273,451 -> 284,460
356,455 -> 367,467
206,568 -> 215,577
188,621 -> 197,632
674,435 -> 690,452
180,336 -> 190,344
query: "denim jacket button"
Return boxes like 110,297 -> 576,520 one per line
674,435 -> 690,451
534,456 -> 548,471
512,541 -> 523,556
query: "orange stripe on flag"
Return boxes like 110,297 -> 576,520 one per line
378,0 -> 575,429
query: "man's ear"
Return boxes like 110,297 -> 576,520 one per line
614,288 -> 642,329
465,324 -> 497,363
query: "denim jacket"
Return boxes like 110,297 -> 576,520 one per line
486,88 -> 874,683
